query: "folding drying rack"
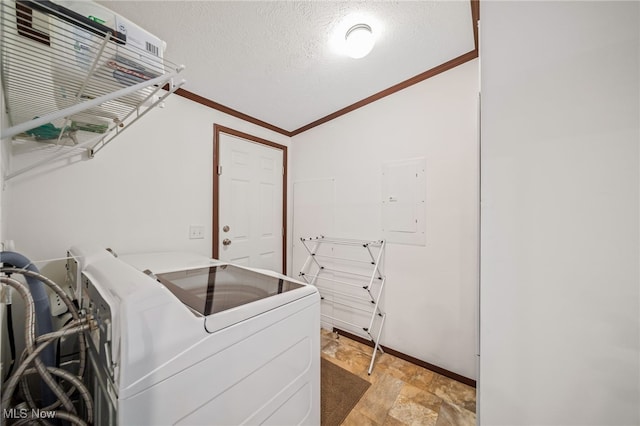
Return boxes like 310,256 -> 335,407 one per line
298,235 -> 386,374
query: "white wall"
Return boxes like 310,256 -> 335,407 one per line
1,76 -> 7,380
290,59 -> 479,379
480,2 -> 640,425
2,93 -> 290,283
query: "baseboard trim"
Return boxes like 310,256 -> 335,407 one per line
332,327 -> 477,388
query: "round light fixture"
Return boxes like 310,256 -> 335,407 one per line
345,23 -> 374,59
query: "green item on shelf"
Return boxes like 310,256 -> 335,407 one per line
71,121 -> 109,134
25,120 -> 71,140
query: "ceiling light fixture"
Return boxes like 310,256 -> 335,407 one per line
345,23 -> 374,59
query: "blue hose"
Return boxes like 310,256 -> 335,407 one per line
1,251 -> 55,407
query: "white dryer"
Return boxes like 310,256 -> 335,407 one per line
68,246 -> 320,425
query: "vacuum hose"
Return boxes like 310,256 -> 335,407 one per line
0,251 -> 56,406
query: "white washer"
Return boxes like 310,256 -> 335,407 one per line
70,246 -> 320,425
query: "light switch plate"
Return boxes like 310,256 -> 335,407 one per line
189,225 -> 205,239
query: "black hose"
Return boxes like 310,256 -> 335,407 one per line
4,303 -> 16,382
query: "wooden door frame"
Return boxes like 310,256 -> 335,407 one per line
213,124 -> 288,274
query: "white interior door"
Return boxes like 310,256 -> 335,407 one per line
218,133 -> 284,272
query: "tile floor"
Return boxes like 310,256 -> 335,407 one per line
321,329 -> 476,426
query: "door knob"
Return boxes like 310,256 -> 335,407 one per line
223,225 -> 230,232
222,238 -> 232,246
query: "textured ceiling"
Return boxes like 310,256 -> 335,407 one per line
98,1 -> 476,133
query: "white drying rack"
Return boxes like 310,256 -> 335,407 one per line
298,235 -> 386,375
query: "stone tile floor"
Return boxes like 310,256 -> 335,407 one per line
321,329 -> 476,426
